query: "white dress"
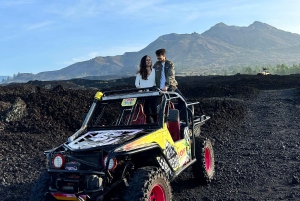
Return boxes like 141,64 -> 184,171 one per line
135,70 -> 156,88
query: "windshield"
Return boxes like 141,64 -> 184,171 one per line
87,96 -> 162,128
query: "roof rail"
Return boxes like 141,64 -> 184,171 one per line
101,87 -> 190,103
102,87 -> 160,96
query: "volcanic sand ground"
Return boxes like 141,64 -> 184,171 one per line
0,78 -> 300,200
172,88 -> 300,201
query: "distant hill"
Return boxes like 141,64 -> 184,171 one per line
10,21 -> 300,82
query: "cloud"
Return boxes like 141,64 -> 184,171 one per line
102,43 -> 148,56
73,52 -> 99,62
62,52 -> 100,66
49,0 -> 104,19
61,43 -> 147,66
108,0 -> 230,23
63,2 -> 99,18
1,1 -> 33,6
115,0 -> 161,14
49,0 -> 165,20
26,21 -> 54,30
0,21 -> 54,42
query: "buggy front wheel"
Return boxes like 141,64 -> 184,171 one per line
122,166 -> 172,201
29,170 -> 56,201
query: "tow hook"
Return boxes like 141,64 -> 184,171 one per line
123,178 -> 129,187
75,194 -> 86,201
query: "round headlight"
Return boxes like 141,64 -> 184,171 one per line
52,154 -> 65,169
103,155 -> 117,171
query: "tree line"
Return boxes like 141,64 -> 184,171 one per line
2,63 -> 300,83
234,64 -> 300,75
1,72 -> 21,83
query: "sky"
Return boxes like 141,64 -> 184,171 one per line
1,0 -> 300,76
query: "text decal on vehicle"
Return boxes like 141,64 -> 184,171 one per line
121,98 -> 137,106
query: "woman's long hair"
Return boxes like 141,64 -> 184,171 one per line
140,55 -> 152,80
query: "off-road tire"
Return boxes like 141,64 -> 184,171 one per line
29,170 -> 55,201
192,137 -> 215,184
122,166 -> 172,201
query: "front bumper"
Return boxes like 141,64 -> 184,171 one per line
51,193 -> 87,201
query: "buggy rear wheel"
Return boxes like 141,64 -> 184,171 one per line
192,137 -> 215,184
122,166 -> 172,201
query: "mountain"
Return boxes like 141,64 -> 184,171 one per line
202,21 -> 300,49
11,21 -> 300,82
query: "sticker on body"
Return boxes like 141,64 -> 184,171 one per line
121,98 -> 137,106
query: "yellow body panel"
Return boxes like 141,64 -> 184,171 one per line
121,123 -> 191,171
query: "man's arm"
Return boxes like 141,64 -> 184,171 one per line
165,61 -> 176,90
162,86 -> 168,91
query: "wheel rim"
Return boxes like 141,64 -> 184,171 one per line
205,147 -> 211,171
149,184 -> 166,201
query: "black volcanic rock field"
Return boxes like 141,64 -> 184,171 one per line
0,74 -> 300,200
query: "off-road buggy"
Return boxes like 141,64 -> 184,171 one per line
30,87 -> 215,201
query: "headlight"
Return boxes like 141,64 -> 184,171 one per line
103,155 -> 117,171
52,154 -> 65,169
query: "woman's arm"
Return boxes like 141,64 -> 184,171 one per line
152,70 -> 156,86
135,74 -> 141,88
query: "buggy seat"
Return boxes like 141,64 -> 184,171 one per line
167,109 -> 181,142
127,104 -> 146,125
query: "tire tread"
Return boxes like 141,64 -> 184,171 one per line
122,166 -> 172,201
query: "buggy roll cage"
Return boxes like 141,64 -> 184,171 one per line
102,87 -> 197,108
67,87 -> 202,143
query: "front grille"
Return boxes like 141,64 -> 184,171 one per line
53,173 -> 104,194
69,151 -> 103,170
56,177 -> 82,193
